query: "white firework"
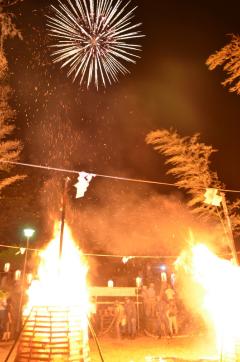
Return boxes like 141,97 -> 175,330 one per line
47,0 -> 143,88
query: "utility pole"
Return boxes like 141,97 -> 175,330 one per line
220,192 -> 238,265
59,177 -> 70,260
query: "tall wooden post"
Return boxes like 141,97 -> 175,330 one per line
220,192 -> 238,265
59,177 -> 70,259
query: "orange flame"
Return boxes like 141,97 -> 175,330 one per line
21,223 -> 90,361
178,243 -> 240,360
26,223 -> 89,311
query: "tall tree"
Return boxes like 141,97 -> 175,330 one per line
206,34 -> 240,95
146,129 -> 240,236
0,4 -> 23,192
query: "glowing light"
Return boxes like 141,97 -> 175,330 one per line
159,264 -> 167,271
15,270 -> 21,280
122,256 -> 128,264
178,243 -> 240,360
136,276 -> 142,287
23,228 -> 35,238
160,271 -> 167,282
47,0 -> 143,88
4,263 -> 10,272
108,279 -> 114,287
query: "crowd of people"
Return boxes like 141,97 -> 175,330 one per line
141,282 -> 178,338
115,297 -> 137,339
0,269 -> 201,342
94,281 -> 183,339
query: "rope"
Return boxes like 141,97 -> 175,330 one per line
0,243 -> 238,260
1,159 -> 240,193
0,160 -> 177,188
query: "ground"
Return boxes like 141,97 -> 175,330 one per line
89,334 -> 218,362
0,335 -> 218,362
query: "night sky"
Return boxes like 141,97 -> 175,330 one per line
2,0 -> 240,251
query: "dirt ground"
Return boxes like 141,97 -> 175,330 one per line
0,335 -> 219,362
89,334 -> 218,362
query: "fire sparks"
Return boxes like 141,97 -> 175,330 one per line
47,0 -> 143,88
19,223 -> 90,362
177,243 -> 240,361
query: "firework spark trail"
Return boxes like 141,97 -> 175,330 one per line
47,0 -> 143,88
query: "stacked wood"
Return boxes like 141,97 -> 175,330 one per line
16,306 -> 90,362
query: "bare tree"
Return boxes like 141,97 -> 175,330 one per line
146,128 -> 240,235
0,4 -> 23,192
206,34 -> 240,95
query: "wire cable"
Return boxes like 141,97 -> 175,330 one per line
1,159 -> 240,194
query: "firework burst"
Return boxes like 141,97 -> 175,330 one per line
47,0 -> 143,88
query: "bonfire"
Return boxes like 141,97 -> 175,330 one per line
16,223 -> 90,362
177,243 -> 240,362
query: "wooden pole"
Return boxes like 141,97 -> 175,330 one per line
59,177 -> 70,260
220,192 -> 238,265
136,287 -> 140,332
16,236 -> 29,335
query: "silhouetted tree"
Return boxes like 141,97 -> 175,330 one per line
206,34 -> 240,95
146,129 -> 240,235
0,5 -> 23,192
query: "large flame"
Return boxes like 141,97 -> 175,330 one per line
26,223 -> 89,310
21,223 -> 90,361
178,243 -> 240,360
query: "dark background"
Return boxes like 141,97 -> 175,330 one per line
1,0 -> 240,254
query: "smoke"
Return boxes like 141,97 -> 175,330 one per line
65,181 -> 226,257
